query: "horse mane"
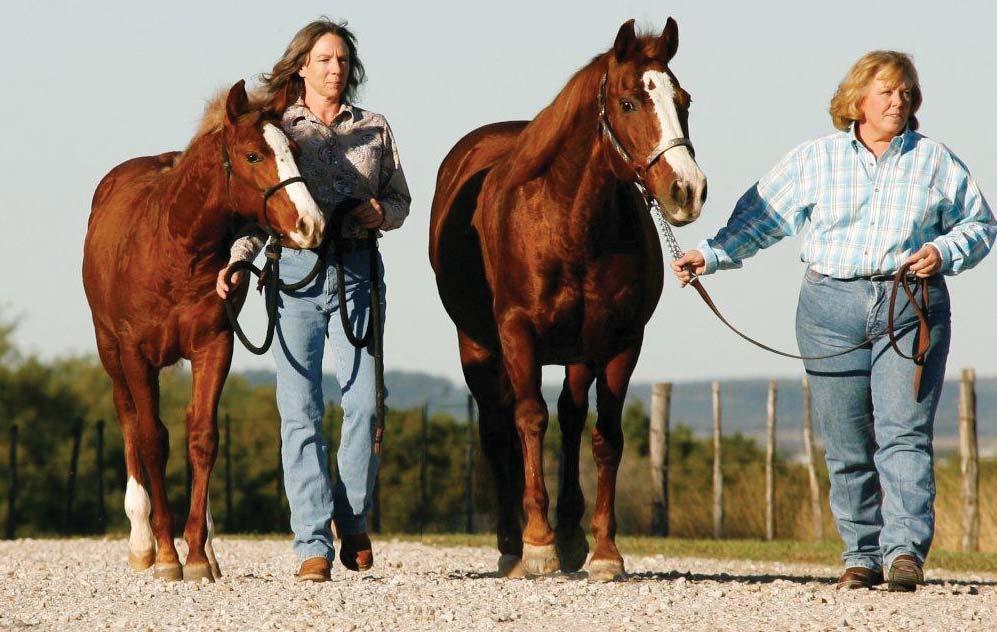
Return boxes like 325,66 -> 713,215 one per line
166,86 -> 270,168
504,34 -> 661,186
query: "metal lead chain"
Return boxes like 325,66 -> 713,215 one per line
637,183 -> 697,280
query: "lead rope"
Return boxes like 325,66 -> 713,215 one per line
639,183 -> 881,362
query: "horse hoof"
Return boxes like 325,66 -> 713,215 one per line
587,557 -> 625,582
128,549 -> 155,571
556,530 -> 589,573
183,562 -> 215,583
153,562 -> 183,582
521,543 -> 560,576
210,561 -> 223,580
497,554 -> 527,579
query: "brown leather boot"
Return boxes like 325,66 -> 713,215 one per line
339,533 -> 373,572
887,554 -> 924,592
295,556 -> 331,582
836,566 -> 883,590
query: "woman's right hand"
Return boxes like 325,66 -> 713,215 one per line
671,250 -> 707,287
216,264 -> 246,299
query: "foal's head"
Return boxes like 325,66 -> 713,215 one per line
601,18 -> 707,226
219,81 -> 325,248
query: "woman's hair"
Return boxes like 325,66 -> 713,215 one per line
829,50 -> 922,132
259,17 -> 366,111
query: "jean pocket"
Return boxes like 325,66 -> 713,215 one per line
804,267 -> 829,285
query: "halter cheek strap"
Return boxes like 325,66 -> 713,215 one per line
597,74 -> 695,180
219,139 -> 305,241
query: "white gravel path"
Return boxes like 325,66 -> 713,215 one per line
1,538 -> 995,631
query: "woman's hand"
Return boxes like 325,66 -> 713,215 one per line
905,245 -> 942,278
671,250 -> 707,287
216,264 -> 245,299
350,197 -> 385,229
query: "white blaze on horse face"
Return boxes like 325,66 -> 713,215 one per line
261,123 -> 325,248
642,70 -> 706,209
124,477 -> 154,556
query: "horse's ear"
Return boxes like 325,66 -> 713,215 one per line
655,17 -> 679,63
268,81 -> 294,117
225,80 -> 249,125
613,19 -> 639,62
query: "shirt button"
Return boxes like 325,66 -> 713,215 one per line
874,188 -> 880,192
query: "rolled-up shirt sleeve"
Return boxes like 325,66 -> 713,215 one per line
929,151 -> 995,275
228,226 -> 266,265
377,120 -> 411,231
697,144 -> 814,275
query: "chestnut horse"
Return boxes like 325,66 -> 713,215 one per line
83,81 -> 323,581
430,19 -> 706,580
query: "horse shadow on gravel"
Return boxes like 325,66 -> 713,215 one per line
446,569 -> 997,587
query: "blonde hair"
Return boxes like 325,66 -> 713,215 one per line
829,51 -> 922,131
259,17 -> 366,112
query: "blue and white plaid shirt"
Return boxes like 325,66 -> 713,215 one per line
698,126 -> 995,278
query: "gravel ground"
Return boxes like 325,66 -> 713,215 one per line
1,538 -> 995,631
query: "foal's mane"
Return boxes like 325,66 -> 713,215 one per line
167,87 -> 269,168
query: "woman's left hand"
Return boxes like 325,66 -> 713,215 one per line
350,197 -> 385,229
905,245 -> 942,278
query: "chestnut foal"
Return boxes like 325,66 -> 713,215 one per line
84,81 -> 323,581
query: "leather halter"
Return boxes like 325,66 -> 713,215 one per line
597,74 -> 695,180
220,141 -> 307,241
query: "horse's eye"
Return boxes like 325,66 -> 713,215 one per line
245,153 -> 263,164
620,99 -> 636,113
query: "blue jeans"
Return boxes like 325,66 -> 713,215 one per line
272,246 -> 385,561
795,268 -> 950,571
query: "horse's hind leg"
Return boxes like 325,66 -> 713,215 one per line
95,330 -> 155,572
555,363 -> 594,572
459,332 -> 525,578
181,336 -> 231,582
588,344 -> 640,582
119,350 -> 182,581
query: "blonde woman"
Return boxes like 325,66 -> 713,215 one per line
217,18 -> 411,581
673,51 -> 994,591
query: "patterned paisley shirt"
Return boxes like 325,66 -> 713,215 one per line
697,125 -> 995,278
229,99 -> 411,263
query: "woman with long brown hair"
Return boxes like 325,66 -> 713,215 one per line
217,17 -> 410,582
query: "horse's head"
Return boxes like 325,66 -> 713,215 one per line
600,18 -> 707,226
220,81 -> 325,248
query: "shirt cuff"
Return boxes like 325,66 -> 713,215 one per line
695,241 -> 720,275
926,240 -> 952,274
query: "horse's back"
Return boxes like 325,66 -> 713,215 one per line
430,121 -> 526,350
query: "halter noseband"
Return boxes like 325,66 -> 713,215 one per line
221,141 -> 307,241
597,74 -> 695,180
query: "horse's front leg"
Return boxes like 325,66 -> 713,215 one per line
587,342 -> 641,582
181,331 -> 233,582
499,316 -> 558,575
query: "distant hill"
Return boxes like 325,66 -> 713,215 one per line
235,369 -> 994,447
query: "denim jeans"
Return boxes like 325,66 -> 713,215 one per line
272,246 -> 385,561
795,268 -> 950,571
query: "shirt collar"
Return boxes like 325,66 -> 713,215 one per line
848,122 -> 915,155
285,97 -> 361,128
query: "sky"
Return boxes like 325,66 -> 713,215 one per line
2,0 -> 996,387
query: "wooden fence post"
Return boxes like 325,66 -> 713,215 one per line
5,425 -> 17,540
465,394 -> 475,534
96,420 -> 106,534
224,412 -> 233,532
765,380 -> 777,541
712,381 -> 724,539
650,382 -> 671,536
63,418 -> 84,533
801,376 -> 824,540
959,367 -> 979,552
419,403 -> 429,534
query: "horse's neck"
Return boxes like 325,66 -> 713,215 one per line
162,134 -> 232,255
